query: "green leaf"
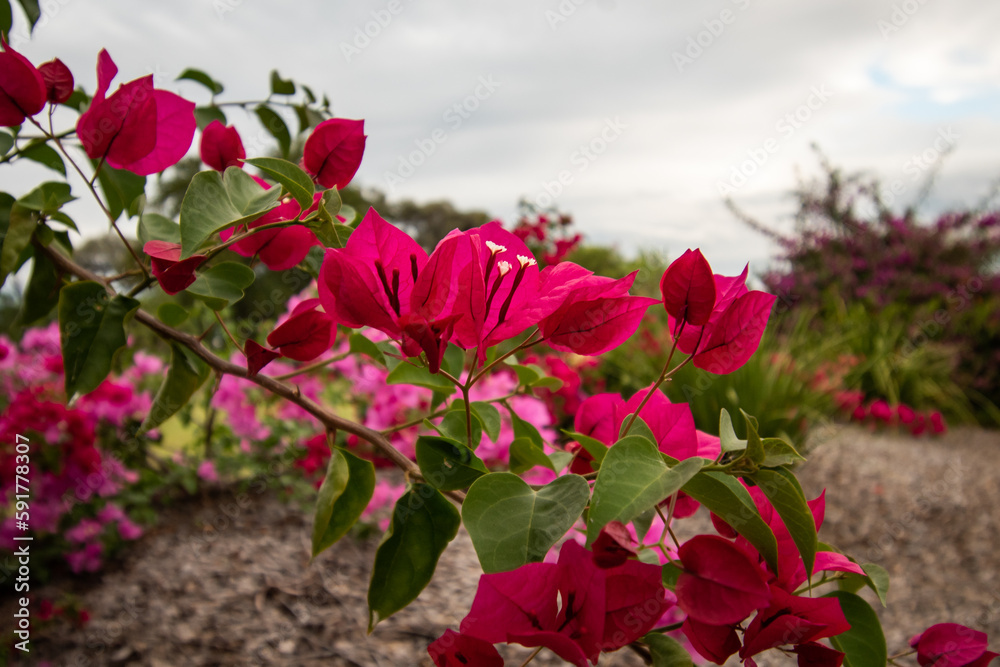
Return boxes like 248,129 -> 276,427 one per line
742,410 -> 765,466
349,332 -> 387,367
586,437 -> 703,544
194,106 -> 226,130
825,591 -> 887,667
269,70 -> 296,95
562,430 -> 609,469
463,473 -> 590,573
619,413 -> 658,445
840,562 -> 890,607
0,1 -> 11,35
255,104 -> 292,158
682,471 -> 779,572
0,203 -> 36,287
312,448 -> 375,556
749,468 -> 817,577
138,213 -> 181,246
440,343 -> 465,378
644,633 -> 693,667
470,402 -> 501,442
509,408 -> 544,448
245,157 -> 315,210
760,437 -> 806,467
20,249 -> 61,325
633,507 -> 656,542
510,363 -> 540,386
58,282 -> 140,402
17,181 -> 74,213
177,68 -> 224,95
179,167 -> 280,257
185,261 -> 255,310
0,131 -> 14,157
386,361 -> 455,392
415,436 -> 488,491
509,436 -> 555,474
368,484 -> 460,629
549,450 -> 573,472
95,163 -> 146,222
719,408 -> 746,452
429,407 -> 482,450
141,343 -> 211,432
156,302 -> 189,327
47,211 -> 77,232
14,0 -> 39,30
661,562 -> 683,589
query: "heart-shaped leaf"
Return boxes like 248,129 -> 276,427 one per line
179,167 -> 280,257
463,473 -> 589,573
415,436 -> 488,491
587,436 -> 703,544
185,261 -> 255,310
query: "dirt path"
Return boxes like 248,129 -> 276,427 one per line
7,425 -> 1000,666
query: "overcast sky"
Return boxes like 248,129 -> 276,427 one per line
10,0 -> 1000,275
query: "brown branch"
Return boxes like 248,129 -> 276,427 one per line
42,243 -> 468,502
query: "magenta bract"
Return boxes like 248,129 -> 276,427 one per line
200,120 -> 246,171
661,248 -> 716,326
674,534 -> 771,626
37,58 -> 74,105
0,36 -> 46,127
76,50 -> 195,176
302,117 -> 366,189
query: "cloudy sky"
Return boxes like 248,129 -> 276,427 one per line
10,0 -> 1000,275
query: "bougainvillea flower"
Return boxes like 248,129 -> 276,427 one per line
301,117 -> 367,189
460,540 -> 670,666
909,623 -> 998,667
538,263 -> 658,356
740,587 -> 850,659
427,629 -> 503,667
0,36 -> 46,127
575,393 -> 625,445
319,207 -> 429,336
76,49 -> 195,175
37,58 -> 74,105
670,264 -> 749,354
674,534 -> 771,625
220,177 -> 320,270
791,642 -> 845,666
244,340 -> 281,376
591,521 -> 638,568
266,299 -> 336,362
661,248 -> 716,327
665,261 -> 777,375
621,386 -> 699,460
682,617 -> 742,665
440,222 -> 553,359
143,240 -> 205,295
691,290 -> 777,375
200,120 -> 246,171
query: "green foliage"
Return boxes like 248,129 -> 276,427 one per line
312,448 -> 376,557
462,473 -> 589,573
367,484 -> 460,629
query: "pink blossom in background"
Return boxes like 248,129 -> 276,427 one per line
197,460 -> 219,483
66,542 -> 103,573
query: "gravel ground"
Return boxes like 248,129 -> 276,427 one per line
6,424 -> 999,666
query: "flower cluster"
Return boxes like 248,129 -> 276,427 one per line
0,324 -> 150,573
834,392 -> 947,436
